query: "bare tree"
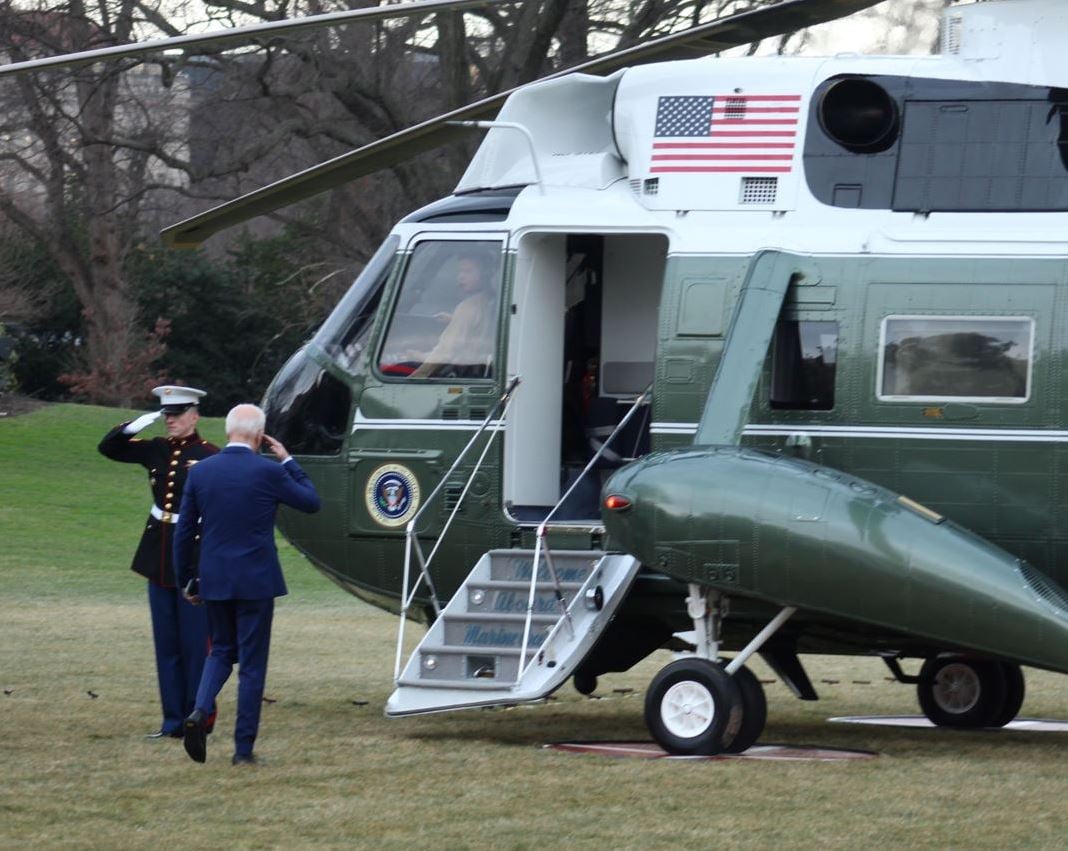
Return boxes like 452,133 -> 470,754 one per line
0,0 -> 188,404
0,0 -> 801,404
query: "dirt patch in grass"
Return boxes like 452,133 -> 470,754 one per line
0,393 -> 50,418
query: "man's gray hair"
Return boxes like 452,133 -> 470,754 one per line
225,403 -> 266,439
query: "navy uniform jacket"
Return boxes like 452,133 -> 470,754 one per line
173,446 -> 321,600
99,425 -> 218,587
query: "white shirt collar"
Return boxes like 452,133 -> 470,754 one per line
226,441 -> 255,450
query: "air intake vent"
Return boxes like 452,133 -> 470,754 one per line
740,176 -> 778,204
724,97 -> 747,120
470,408 -> 488,421
1018,561 -> 1068,614
442,408 -> 460,420
643,178 -> 659,196
443,483 -> 464,511
943,15 -> 962,55
629,179 -> 642,195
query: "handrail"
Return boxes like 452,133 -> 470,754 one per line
393,375 -> 521,682
516,385 -> 652,681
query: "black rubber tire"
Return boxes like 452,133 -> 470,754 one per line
644,658 -> 742,755
573,672 -> 598,696
722,663 -> 767,754
990,662 -> 1025,728
917,657 -> 1008,728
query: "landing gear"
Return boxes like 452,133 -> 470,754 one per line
644,585 -> 792,755
992,662 -> 1025,727
573,672 -> 598,695
722,664 -> 767,754
917,657 -> 1025,728
645,658 -> 741,755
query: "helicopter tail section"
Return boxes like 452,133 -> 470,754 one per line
386,550 -> 640,716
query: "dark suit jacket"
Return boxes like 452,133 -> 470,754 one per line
173,445 -> 320,600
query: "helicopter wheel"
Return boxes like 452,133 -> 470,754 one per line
644,658 -> 742,755
990,662 -> 1025,728
721,663 -> 767,754
573,672 -> 598,696
917,657 -> 1008,728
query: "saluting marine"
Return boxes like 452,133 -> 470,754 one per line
98,386 -> 218,739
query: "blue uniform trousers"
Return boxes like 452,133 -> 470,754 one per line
195,599 -> 274,757
147,582 -> 210,734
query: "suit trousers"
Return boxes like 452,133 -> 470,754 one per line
195,598 -> 275,757
147,582 -> 209,734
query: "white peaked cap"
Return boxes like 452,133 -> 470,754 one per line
152,385 -> 207,412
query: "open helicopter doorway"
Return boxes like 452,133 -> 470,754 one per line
504,232 -> 667,523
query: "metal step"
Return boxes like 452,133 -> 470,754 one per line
488,550 -> 600,584
448,611 -> 559,624
417,642 -> 536,682
387,550 -> 642,716
464,581 -> 576,616
467,580 -> 584,591
441,617 -> 553,652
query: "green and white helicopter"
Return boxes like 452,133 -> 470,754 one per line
9,0 -> 1068,755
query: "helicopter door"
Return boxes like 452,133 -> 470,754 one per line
347,233 -> 508,538
505,232 -> 666,522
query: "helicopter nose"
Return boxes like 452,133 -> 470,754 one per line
262,346 -> 352,456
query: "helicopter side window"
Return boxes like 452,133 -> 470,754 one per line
314,235 -> 400,373
770,320 -> 838,410
377,241 -> 504,380
879,316 -> 1033,402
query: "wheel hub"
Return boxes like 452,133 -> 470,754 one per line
933,662 -> 981,714
661,680 -> 716,738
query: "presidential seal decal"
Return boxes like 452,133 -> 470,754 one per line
365,464 -> 421,528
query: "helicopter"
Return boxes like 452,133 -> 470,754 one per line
9,0 -> 1068,756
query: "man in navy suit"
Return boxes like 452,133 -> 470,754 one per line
173,403 -> 320,765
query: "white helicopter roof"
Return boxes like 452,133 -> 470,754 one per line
457,0 -> 1068,213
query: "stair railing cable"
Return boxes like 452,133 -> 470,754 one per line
394,375 -> 522,682
517,385 -> 652,681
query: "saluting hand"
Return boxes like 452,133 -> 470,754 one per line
124,410 -> 162,435
263,434 -> 290,462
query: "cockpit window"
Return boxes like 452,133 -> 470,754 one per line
314,235 -> 400,373
378,240 -> 504,380
263,348 -> 351,456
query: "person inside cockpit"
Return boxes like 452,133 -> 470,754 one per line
410,251 -> 498,379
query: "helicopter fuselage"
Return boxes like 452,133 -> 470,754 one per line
264,0 -> 1068,680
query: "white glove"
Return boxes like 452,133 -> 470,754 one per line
123,411 -> 162,435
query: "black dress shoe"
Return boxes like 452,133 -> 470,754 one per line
145,729 -> 183,739
182,710 -> 207,763
231,753 -> 257,766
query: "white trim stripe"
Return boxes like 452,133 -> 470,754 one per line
352,412 -> 504,433
651,423 -> 1068,443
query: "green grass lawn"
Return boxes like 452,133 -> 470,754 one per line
3,404 -> 1068,848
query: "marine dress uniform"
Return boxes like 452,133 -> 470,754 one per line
98,386 -> 218,737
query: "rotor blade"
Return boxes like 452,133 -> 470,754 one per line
0,0 -> 516,78
163,0 -> 886,248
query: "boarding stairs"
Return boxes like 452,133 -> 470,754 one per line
385,377 -> 649,717
385,549 -> 640,715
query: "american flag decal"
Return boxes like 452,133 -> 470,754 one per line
651,94 -> 801,174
